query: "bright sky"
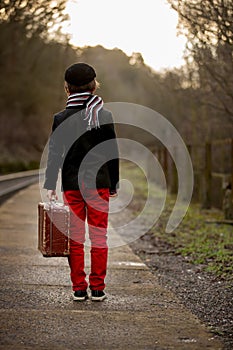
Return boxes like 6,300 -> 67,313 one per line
63,0 -> 187,71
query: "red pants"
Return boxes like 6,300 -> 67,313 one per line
63,188 -> 109,291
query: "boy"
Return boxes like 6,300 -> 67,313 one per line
44,63 -> 119,301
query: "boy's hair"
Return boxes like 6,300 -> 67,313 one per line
66,79 -> 100,93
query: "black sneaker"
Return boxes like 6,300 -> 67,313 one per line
91,290 -> 106,301
73,290 -> 88,301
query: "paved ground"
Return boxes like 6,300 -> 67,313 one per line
0,184 -> 223,349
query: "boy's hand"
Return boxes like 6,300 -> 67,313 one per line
47,190 -> 58,201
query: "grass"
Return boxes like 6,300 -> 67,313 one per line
121,161 -> 233,280
161,199 -> 233,278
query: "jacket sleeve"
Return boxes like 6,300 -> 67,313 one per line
43,116 -> 63,190
101,111 -> 119,191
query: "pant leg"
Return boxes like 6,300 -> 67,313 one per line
63,190 -> 88,291
86,188 -> 109,291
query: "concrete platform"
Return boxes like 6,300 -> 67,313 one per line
0,184 -> 223,349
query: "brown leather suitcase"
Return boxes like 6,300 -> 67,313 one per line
38,202 -> 70,257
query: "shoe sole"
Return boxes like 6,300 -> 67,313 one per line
73,294 -> 88,301
91,295 -> 107,302
73,297 -> 88,301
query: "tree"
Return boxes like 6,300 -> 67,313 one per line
167,0 -> 233,120
168,0 -> 233,46
0,0 -> 75,165
0,0 -> 68,38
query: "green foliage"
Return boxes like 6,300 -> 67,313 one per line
0,160 -> 39,175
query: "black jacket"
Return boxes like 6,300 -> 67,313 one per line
44,106 -> 119,191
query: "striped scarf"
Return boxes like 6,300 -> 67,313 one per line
66,92 -> 103,130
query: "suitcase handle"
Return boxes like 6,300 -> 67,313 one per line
50,196 -> 57,204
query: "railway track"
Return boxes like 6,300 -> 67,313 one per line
0,169 -> 40,204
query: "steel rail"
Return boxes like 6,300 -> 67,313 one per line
0,169 -> 40,198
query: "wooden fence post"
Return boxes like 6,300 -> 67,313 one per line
163,147 -> 168,183
203,142 -> 212,209
158,148 -> 162,166
187,145 -> 192,159
171,146 -> 178,194
231,139 -> 233,201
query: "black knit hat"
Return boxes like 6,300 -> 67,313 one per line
64,63 -> 96,87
